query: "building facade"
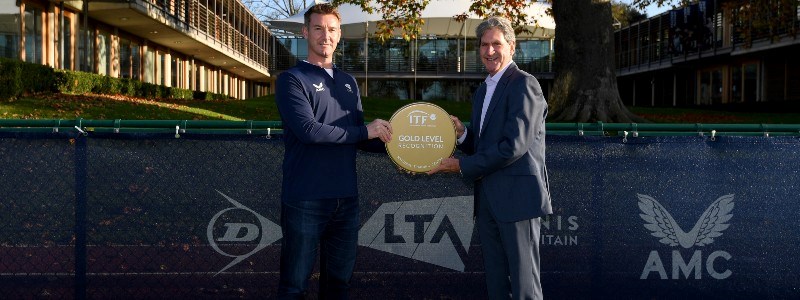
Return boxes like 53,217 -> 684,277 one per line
614,0 -> 800,107
1,0 -> 272,99
270,36 -> 553,102
267,0 -> 555,102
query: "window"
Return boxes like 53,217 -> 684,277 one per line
24,6 -> 43,64
171,55 -> 178,87
699,71 -> 711,105
711,69 -> 722,104
161,53 -> 167,85
131,43 -> 140,80
97,31 -> 110,75
120,38 -> 131,78
464,38 -> 480,72
367,80 -> 409,100
743,63 -> 758,102
698,68 -> 724,105
279,37 -> 307,58
144,48 -> 155,83
731,66 -> 742,103
417,38 -> 456,72
0,0 -> 21,59
62,15 -> 73,70
340,40 -> 365,72
514,40 -> 551,73
79,28 -> 95,72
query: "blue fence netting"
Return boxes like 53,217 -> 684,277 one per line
0,122 -> 799,299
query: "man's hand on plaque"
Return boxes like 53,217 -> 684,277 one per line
367,119 -> 393,143
426,157 -> 460,175
450,115 -> 465,139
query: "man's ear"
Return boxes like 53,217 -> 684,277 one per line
302,26 -> 308,39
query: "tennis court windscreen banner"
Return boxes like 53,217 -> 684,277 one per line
1,132 -> 798,299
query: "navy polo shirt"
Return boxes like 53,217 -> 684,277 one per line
276,60 -> 369,201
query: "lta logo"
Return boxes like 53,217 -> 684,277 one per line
637,194 -> 734,280
358,196 -> 474,271
207,190 -> 281,275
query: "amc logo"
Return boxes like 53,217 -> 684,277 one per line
638,194 -> 734,280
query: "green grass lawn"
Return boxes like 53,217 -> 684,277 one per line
0,94 -> 473,122
2,93 -> 799,124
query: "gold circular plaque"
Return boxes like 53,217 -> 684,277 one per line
386,102 -> 456,173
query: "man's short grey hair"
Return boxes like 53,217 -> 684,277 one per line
475,16 -> 516,45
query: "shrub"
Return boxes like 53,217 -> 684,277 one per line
0,58 -> 22,100
20,61 -> 58,94
1,57 -> 233,101
169,87 -> 193,99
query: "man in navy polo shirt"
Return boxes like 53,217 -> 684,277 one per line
275,3 -> 392,299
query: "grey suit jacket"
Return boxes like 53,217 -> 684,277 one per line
458,62 -> 553,222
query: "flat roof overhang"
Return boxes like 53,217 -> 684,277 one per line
62,0 -> 270,81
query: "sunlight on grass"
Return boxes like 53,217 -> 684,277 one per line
4,93 -> 800,124
139,98 -> 245,121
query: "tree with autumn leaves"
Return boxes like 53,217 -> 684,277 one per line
332,0 -> 646,122
325,0 -> 797,122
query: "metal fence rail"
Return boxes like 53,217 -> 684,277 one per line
2,119 -> 799,137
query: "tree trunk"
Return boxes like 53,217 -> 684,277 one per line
549,0 -> 646,123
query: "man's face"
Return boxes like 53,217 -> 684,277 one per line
302,13 -> 341,61
480,27 -> 515,76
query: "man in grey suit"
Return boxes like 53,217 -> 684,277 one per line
427,16 -> 552,299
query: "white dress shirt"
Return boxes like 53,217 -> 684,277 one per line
458,61 -> 514,144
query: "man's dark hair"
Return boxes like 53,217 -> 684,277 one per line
303,3 -> 341,28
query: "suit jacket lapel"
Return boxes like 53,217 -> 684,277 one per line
473,83 -> 487,132
480,63 -> 517,138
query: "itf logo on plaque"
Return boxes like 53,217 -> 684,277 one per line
637,194 -> 734,280
386,102 -> 456,173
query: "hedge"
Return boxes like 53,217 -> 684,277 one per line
0,58 -> 230,101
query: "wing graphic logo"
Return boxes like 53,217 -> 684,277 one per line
637,194 -> 734,248
313,82 -> 325,92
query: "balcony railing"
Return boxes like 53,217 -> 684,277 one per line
139,0 -> 271,73
614,2 -> 800,72
270,53 -> 553,76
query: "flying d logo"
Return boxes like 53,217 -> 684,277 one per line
358,196 -> 474,271
207,190 -> 282,276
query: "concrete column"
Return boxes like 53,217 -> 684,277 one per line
164,51 -> 172,87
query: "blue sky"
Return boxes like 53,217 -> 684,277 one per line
631,1 -> 672,17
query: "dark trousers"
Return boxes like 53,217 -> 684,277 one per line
477,194 -> 543,300
277,197 -> 360,300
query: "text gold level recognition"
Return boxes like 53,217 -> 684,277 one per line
396,135 -> 446,149
386,102 -> 456,173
